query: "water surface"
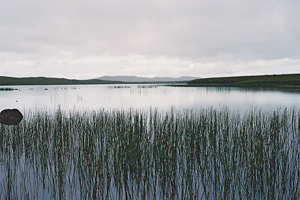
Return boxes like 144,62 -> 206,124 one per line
1,84 -> 300,199
1,84 -> 300,112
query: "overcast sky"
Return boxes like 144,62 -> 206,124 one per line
1,0 -> 299,79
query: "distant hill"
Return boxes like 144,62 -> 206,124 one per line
98,76 -> 199,83
0,75 -> 199,86
0,76 -> 120,86
188,73 -> 300,89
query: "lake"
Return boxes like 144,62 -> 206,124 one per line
1,84 -> 300,112
0,84 -> 300,199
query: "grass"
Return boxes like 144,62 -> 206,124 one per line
187,73 -> 300,90
108,86 -> 131,89
0,107 -> 299,199
0,88 -> 18,91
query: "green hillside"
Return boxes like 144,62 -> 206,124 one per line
188,74 -> 300,89
0,76 -> 120,86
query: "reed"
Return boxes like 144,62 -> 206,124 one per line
0,107 -> 299,199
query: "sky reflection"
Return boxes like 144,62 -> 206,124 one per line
0,85 -> 300,113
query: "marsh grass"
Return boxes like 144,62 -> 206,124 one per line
0,107 -> 299,199
0,88 -> 17,91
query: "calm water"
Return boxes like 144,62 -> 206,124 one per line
1,84 -> 300,199
1,84 -> 300,112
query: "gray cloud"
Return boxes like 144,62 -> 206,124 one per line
0,0 -> 299,78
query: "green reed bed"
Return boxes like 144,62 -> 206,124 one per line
0,107 -> 299,199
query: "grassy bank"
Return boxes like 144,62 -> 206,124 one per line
0,107 -> 299,199
187,73 -> 300,90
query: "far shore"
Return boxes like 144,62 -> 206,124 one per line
1,74 -> 300,91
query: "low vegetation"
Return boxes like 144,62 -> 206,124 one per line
0,87 -> 17,91
188,73 -> 300,90
0,107 -> 299,199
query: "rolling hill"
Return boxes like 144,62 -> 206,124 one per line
0,76 -> 120,86
187,73 -> 300,89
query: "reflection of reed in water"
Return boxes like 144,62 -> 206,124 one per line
0,107 -> 299,199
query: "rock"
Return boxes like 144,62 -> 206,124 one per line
0,109 -> 23,125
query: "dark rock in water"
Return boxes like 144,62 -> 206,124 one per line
0,109 -> 23,125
